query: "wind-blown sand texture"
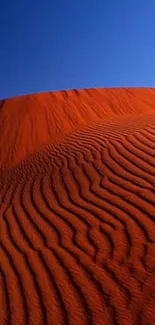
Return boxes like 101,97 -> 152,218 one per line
0,87 -> 155,325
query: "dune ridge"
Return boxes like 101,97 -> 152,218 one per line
1,87 -> 155,171
0,87 -> 155,324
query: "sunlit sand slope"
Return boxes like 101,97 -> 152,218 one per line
0,88 -> 155,325
1,87 -> 155,170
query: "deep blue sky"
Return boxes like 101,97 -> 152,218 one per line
1,1 -> 155,99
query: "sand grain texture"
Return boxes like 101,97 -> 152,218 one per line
0,87 -> 155,325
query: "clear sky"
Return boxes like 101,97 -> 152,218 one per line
1,0 -> 155,99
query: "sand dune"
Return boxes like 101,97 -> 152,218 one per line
0,87 -> 155,324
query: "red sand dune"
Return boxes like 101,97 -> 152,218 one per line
0,87 -> 155,324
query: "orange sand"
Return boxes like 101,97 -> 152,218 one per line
0,87 -> 155,324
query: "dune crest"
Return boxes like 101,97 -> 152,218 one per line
0,87 -> 155,324
1,87 -> 155,171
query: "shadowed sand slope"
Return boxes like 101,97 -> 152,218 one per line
0,87 -> 155,324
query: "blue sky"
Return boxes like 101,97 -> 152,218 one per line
1,1 -> 155,99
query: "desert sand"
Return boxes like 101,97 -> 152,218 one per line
0,87 -> 155,324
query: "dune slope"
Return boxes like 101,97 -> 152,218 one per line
0,87 -> 155,325
1,87 -> 155,171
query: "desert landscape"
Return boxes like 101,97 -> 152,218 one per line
0,87 -> 155,325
